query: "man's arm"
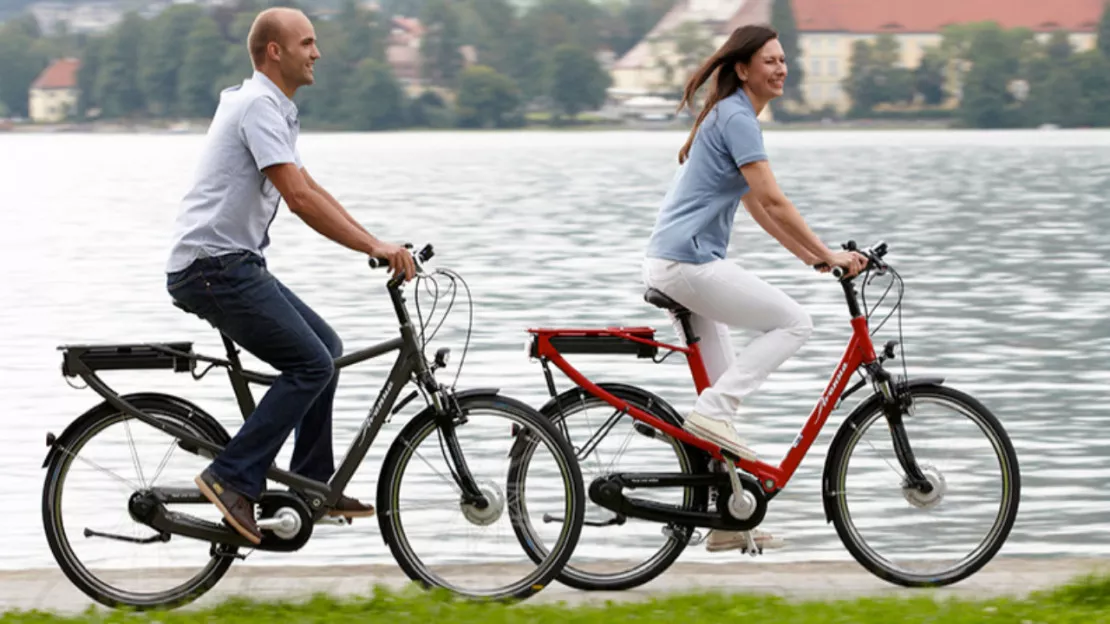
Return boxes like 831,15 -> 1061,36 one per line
301,168 -> 372,237
266,163 -> 383,255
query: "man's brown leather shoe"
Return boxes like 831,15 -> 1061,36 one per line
327,495 -> 375,519
195,468 -> 262,545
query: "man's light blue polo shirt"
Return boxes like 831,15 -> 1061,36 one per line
166,71 -> 303,273
645,88 -> 767,264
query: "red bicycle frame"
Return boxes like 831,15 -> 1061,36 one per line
527,315 -> 878,495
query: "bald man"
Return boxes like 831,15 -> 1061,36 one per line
165,7 -> 416,545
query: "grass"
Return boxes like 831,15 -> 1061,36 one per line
5,573 -> 1110,624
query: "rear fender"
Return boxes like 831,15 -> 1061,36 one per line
42,393 -> 229,469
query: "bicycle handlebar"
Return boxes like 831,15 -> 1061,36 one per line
814,240 -> 889,280
367,243 -> 436,271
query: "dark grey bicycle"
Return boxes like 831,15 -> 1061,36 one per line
40,244 -> 585,610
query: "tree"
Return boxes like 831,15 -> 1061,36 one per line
770,0 -> 804,108
75,36 -> 102,116
1098,0 -> 1110,60
338,0 -> 387,64
407,89 -> 454,127
957,60 -> 1014,128
177,16 -> 225,118
841,35 -> 913,116
1072,49 -> 1110,127
0,21 -> 49,117
420,0 -> 465,86
455,64 -> 521,127
341,59 -> 406,130
548,43 -> 610,119
913,47 -> 947,105
139,4 -> 204,117
94,12 -> 146,118
457,0 -> 518,77
945,22 -> 1031,127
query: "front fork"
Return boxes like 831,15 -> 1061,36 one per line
420,369 -> 490,509
866,352 -> 933,495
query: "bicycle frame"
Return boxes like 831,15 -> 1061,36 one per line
56,267 -> 485,517
528,279 -> 879,496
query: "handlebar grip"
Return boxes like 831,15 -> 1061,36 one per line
813,262 -> 846,280
367,243 -> 435,269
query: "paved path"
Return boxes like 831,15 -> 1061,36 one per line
3,557 -> 1107,615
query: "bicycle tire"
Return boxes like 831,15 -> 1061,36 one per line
824,381 -> 1021,587
508,383 -> 710,591
376,391 -> 585,601
42,394 -> 237,610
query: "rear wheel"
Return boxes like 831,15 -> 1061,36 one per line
376,392 -> 584,601
825,382 -> 1020,587
508,384 -> 709,591
42,395 -> 236,610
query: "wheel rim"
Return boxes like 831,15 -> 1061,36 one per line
512,393 -> 697,586
44,409 -> 233,607
383,404 -> 580,599
833,392 -> 1018,582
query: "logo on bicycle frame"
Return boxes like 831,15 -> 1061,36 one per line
819,361 -> 849,411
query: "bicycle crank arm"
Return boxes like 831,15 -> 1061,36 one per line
149,486 -> 209,504
131,494 -> 258,549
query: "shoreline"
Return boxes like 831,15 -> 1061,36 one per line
4,556 -> 1108,615
1,118 -> 961,135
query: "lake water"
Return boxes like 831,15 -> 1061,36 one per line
1,128 -> 1108,576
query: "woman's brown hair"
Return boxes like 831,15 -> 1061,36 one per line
676,24 -> 779,164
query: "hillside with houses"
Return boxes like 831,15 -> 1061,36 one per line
3,0 -> 1110,131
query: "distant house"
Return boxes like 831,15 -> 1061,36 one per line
610,0 -> 772,96
29,58 -> 81,123
609,0 -> 773,120
793,0 -> 1106,113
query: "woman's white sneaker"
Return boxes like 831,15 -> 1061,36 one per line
683,411 -> 759,462
705,528 -> 785,553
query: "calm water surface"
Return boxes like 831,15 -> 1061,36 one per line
1,128 -> 1108,572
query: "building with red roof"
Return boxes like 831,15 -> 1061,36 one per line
793,0 -> 1105,112
29,57 -> 81,123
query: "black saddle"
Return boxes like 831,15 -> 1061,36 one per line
643,288 -> 689,315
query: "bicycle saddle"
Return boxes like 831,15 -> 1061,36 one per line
643,288 -> 689,314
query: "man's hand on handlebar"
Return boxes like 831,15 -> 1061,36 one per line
371,242 -> 417,282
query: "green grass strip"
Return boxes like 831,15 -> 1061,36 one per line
5,573 -> 1110,623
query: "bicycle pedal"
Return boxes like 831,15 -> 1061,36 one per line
316,515 -> 351,526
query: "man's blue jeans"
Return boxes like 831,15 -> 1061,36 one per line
166,250 -> 342,500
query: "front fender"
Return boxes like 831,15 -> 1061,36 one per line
820,377 -> 945,523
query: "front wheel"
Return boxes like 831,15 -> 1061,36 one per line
824,381 -> 1020,587
376,392 -> 584,601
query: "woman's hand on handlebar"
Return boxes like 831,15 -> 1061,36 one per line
820,250 -> 868,278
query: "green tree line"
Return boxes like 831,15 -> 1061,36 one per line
842,3 -> 1110,128
0,0 -> 674,128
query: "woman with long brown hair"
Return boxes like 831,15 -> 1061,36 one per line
642,24 -> 866,553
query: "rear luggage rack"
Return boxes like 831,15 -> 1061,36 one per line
60,342 -> 196,377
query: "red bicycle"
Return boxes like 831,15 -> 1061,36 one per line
507,240 -> 1020,591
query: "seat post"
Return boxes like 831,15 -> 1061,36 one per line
676,311 -> 698,346
221,333 -> 257,419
